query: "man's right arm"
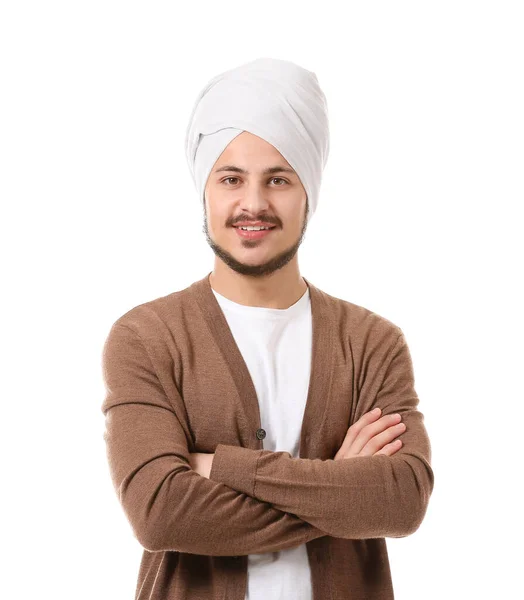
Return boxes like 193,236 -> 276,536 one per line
101,320 -> 327,555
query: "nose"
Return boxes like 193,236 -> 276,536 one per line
238,182 -> 271,216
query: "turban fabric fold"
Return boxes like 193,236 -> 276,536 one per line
184,57 -> 330,223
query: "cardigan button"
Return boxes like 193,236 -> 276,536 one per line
256,428 -> 266,440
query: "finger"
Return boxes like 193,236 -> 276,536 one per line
351,413 -> 403,455
337,408 -> 382,456
375,439 -> 403,456
360,421 -> 406,456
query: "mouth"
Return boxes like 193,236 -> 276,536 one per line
233,226 -> 277,240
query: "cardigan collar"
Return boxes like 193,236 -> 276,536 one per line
189,272 -> 334,458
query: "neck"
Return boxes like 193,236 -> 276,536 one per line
209,262 -> 307,309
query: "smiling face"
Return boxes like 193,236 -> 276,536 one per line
202,131 -> 309,278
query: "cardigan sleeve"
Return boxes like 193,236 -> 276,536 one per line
209,331 -> 434,540
101,321 -> 327,555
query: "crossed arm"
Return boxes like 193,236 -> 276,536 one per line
189,406 -> 407,477
102,321 -> 327,556
101,321 -> 434,556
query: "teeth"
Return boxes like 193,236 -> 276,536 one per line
238,226 -> 271,231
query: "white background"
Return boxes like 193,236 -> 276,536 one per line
1,1 -> 522,598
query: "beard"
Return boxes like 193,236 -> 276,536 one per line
202,202 -> 309,278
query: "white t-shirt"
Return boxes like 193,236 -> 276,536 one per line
211,284 -> 314,600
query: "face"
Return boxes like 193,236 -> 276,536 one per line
202,131 -> 309,277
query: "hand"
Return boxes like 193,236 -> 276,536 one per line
188,452 -> 215,478
334,408 -> 406,460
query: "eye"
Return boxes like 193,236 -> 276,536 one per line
221,176 -> 288,186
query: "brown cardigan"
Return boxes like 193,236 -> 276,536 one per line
101,272 -> 434,599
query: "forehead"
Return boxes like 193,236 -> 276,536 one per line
214,131 -> 296,174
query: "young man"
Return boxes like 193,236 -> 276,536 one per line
101,57 -> 434,600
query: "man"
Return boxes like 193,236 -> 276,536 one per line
101,57 -> 434,600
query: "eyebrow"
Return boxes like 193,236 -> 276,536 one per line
214,164 -> 296,175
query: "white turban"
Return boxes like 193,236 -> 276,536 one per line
184,57 -> 330,224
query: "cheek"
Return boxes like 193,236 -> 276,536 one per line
208,210 -> 232,236
286,206 -> 306,229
